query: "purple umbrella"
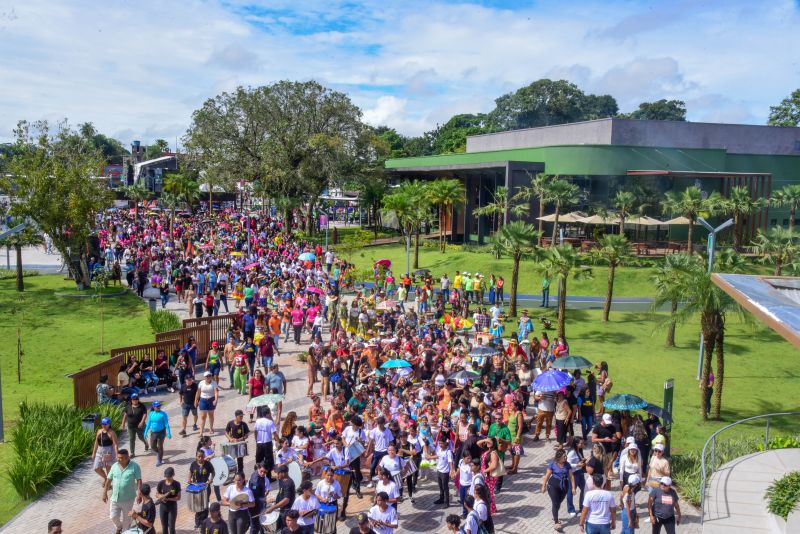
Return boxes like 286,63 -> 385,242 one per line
531,370 -> 572,392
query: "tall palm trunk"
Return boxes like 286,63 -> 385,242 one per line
687,215 -> 695,254
602,262 -> 615,322
550,205 -> 561,246
537,198 -> 545,245
699,311 -> 719,420
439,206 -> 445,252
619,216 -> 625,236
15,244 -> 24,292
509,255 -> 520,317
791,206 -> 796,236
712,323 -> 725,420
733,212 -> 742,250
774,258 -> 783,276
413,226 -> 420,269
557,277 -> 567,338
665,299 -> 677,347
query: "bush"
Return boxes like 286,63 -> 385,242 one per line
0,269 -> 39,280
297,351 -> 309,363
766,471 -> 800,520
149,310 -> 182,333
9,401 -> 123,499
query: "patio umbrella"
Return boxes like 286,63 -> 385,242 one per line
244,262 -> 259,270
448,369 -> 480,382
375,259 -> 392,267
413,268 -> 431,276
578,214 -> 621,225
298,252 -> 316,261
381,359 -> 411,369
305,287 -> 323,295
247,393 -> 285,408
627,216 -> 663,226
646,403 -> 673,423
532,370 -> 572,392
376,300 -> 397,310
536,213 -> 558,222
603,393 -> 649,411
559,211 -> 589,223
663,216 -> 697,225
468,345 -> 498,358
554,355 -> 593,370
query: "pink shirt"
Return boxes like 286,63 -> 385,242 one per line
291,308 -> 305,326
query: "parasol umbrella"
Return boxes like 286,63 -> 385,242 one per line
413,268 -> 431,276
376,300 -> 397,310
244,262 -> 259,270
298,252 -> 316,261
578,214 -> 620,225
554,355 -> 593,370
395,367 -> 413,378
374,259 -> 392,267
603,393 -> 649,411
663,216 -> 697,225
230,251 -> 243,257
448,369 -> 480,382
200,243 -> 214,249
247,393 -> 285,408
532,370 -> 572,392
468,345 -> 499,358
306,287 -> 323,295
381,359 -> 412,370
645,403 -> 673,423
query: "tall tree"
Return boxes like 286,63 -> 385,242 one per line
514,172 -> 552,245
145,139 -> 171,160
582,94 -> 619,120
0,218 -> 44,291
539,245 -> 591,338
251,179 -> 270,215
123,183 -> 151,219
771,184 -> 800,235
718,185 -> 767,249
427,179 -> 466,252
164,173 -> 200,213
612,190 -> 637,235
159,192 -> 181,238
652,253 -> 693,347
357,177 -> 389,237
623,99 -> 687,121
429,113 -> 490,154
591,234 -> 632,322
474,186 -> 528,233
2,120 -> 112,288
750,227 -> 799,276
77,122 -> 129,162
545,178 -> 580,246
382,185 -> 418,274
767,88 -> 800,127
661,186 -> 721,254
497,222 -> 541,317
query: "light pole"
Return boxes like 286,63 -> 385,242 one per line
695,216 -> 734,380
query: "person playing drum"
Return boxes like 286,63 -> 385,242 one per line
314,467 -> 342,530
368,492 -> 398,534
377,445 -> 405,498
275,437 -> 299,469
222,472 -> 255,534
225,409 -> 250,473
341,416 -> 366,506
189,450 -> 216,529
374,469 -> 400,508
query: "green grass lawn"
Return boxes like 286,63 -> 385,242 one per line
298,226 -> 398,245
0,275 -> 153,524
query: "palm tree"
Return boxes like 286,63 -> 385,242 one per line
396,181 -> 431,268
539,245 -> 591,338
652,254 -> 693,347
198,169 -> 228,217
358,178 -> 389,238
661,186 -> 721,254
544,178 -> 580,246
381,187 -> 416,274
591,234 -> 632,322
612,191 -> 637,235
0,219 -> 43,291
750,226 -> 799,275
251,179 -> 270,215
718,185 -> 767,249
496,222 -> 542,317
159,192 -> 181,238
515,172 -> 552,245
164,173 -> 200,213
123,183 -> 151,219
772,184 -> 800,235
428,179 -> 466,251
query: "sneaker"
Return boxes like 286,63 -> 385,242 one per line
168,387 -> 175,393
130,454 -> 136,458
179,430 -> 187,437
144,444 -> 150,451
568,512 -> 577,519
433,500 -> 444,505
366,482 -> 374,489
410,498 -> 416,504
156,460 -> 163,467
193,424 -> 199,431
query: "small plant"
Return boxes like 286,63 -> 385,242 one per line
765,471 -> 800,520
297,351 -> 309,363
149,310 -> 182,333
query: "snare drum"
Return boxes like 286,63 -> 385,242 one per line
346,440 -> 365,461
186,482 -> 209,512
222,441 -> 249,458
314,503 -> 338,534
287,461 -> 303,489
260,510 -> 280,532
401,458 -> 418,479
210,455 -> 237,486
390,469 -> 403,493
333,468 -> 352,494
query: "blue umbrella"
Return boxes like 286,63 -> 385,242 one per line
381,359 -> 412,369
603,393 -> 648,411
298,252 -> 316,261
532,370 -> 572,392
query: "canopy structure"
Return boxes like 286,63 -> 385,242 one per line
663,216 -> 698,225
627,216 -> 664,226
538,211 -> 587,223
579,214 -> 620,225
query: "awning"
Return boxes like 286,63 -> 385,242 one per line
627,170 -> 772,178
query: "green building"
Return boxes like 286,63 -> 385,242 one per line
385,118 -> 800,244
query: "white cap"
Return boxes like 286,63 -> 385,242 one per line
203,371 -> 212,377
626,436 -> 635,444
653,443 -> 665,451
602,413 -> 612,424
628,474 -> 642,486
660,476 -> 672,486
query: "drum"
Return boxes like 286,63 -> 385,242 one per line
186,482 -> 209,512
333,468 -> 352,494
121,529 -> 144,534
346,440 -> 365,461
401,458 -> 418,479
222,442 -> 249,458
314,503 -> 338,534
210,455 -> 237,486
390,471 -> 403,493
287,461 -> 303,489
260,510 -> 280,532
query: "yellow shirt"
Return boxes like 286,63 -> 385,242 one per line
453,275 -> 462,289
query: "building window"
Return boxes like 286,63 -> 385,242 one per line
771,219 -> 778,226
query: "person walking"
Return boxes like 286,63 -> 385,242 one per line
196,371 -> 220,435
620,474 -> 641,534
254,406 -> 279,479
155,467 -> 181,534
541,274 -> 551,308
92,417 -> 119,484
648,477 -> 682,534
103,449 -> 142,534
143,400 -> 171,466
541,449 -> 576,532
579,473 -> 617,534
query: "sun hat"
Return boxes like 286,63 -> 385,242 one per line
626,436 -> 635,444
204,370 -> 212,376
628,474 -> 642,486
653,443 -> 665,452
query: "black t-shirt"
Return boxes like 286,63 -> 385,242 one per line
586,455 -> 603,476
593,424 -> 618,452
650,487 -> 679,519
226,420 -> 250,440
190,460 -> 215,484
140,359 -> 153,372
156,479 -> 181,507
202,518 -> 230,534
181,382 -> 199,405
275,477 -> 296,511
348,528 -> 377,534
125,403 -> 148,427
137,499 -> 156,532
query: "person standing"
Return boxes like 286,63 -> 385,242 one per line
248,463 -> 270,534
579,473 -> 617,534
254,406 -> 279,479
620,474 -> 641,534
179,374 -> 199,436
342,417 -> 367,511
428,436 -> 455,508
368,492 -> 398,534
648,477 -> 682,534
143,400 -> 171,466
291,480 -> 320,534
189,450 -> 216,528
103,449 -> 142,534
264,465 -> 296,530
196,371 -> 220,435
155,467 -> 181,534
225,409 -> 250,473
541,274 -> 551,308
92,417 -> 119,484
366,416 -> 393,487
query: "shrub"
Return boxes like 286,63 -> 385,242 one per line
9,401 -> 122,499
149,310 -> 182,333
766,471 -> 800,520
0,269 -> 39,280
297,351 -> 309,363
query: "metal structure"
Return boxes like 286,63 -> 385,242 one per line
699,411 -> 800,523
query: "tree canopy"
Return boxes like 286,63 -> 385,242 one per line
621,99 -> 686,121
77,122 -> 129,163
767,88 -> 800,127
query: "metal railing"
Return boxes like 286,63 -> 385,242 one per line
700,411 -> 800,523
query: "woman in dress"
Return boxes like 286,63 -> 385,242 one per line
92,417 -> 119,484
479,437 -> 501,514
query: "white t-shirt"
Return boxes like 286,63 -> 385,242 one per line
368,504 -> 398,534
369,427 -> 393,453
375,479 -> 400,501
276,447 -> 297,465
465,510 -> 481,534
379,455 -> 404,475
470,473 -> 485,498
199,380 -> 218,399
291,494 -> 320,526
583,489 -> 616,525
254,417 -> 276,443
224,485 -> 254,511
458,459 -> 473,486
315,479 -> 342,503
325,447 -> 348,468
342,425 -> 366,448
474,500 -> 488,522
435,446 -> 453,473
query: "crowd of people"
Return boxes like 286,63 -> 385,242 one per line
80,206 -> 681,534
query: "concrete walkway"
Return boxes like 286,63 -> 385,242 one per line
703,448 -> 800,533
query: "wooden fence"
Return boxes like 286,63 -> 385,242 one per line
183,313 -> 237,347
70,354 -> 127,408
155,323 -> 210,364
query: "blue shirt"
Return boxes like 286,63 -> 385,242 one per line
144,410 -> 172,439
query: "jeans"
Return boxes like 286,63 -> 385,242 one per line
219,296 -> 229,313
127,425 -> 148,455
459,484 -> 469,516
159,502 -> 178,534
142,371 -> 158,389
262,355 -> 273,370
621,508 -> 635,534
568,470 -> 586,514
370,450 -> 387,480
293,324 -> 302,344
161,293 -> 169,308
247,356 -> 256,376
542,288 -> 550,307
281,321 -> 290,342
488,287 -> 495,304
585,523 -> 612,534
581,414 -> 595,440
652,516 -> 676,534
442,288 -> 450,302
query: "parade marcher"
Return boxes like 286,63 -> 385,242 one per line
264,464 -> 296,530
189,450 -> 216,528
428,435 -> 455,509
291,480 -> 320,534
225,409 -> 251,473
179,374 -> 200,436
254,406 -> 279,479
202,502 -> 229,534
580,473 -> 617,534
196,371 -> 220,435
368,492 -> 398,534
143,400 -> 171,466
129,483 -> 156,534
222,472 -> 255,534
155,466 -> 181,534
248,463 -> 270,534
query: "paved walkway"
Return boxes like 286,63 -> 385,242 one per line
703,448 -> 800,533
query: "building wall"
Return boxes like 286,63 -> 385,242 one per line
467,119 -> 614,152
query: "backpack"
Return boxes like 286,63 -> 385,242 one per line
467,510 -> 490,534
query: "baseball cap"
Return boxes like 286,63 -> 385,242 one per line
235,409 -> 244,416
625,436 -> 635,444
152,400 -> 161,407
660,476 -> 673,486
101,417 -> 111,425
602,413 -> 612,424
130,393 -> 139,399
204,371 -> 212,376
356,512 -> 369,524
653,443 -> 665,452
212,341 -> 219,348
628,474 -> 642,486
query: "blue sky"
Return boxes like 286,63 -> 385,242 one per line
0,0 -> 798,147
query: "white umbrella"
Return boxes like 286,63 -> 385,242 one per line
537,211 -> 587,223
627,216 -> 664,226
663,216 -> 697,225
578,214 -> 620,225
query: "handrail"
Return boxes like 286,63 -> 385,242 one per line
700,411 -> 800,523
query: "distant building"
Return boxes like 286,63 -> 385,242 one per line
133,155 -> 178,193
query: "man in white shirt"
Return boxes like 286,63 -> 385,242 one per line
368,492 -> 398,534
291,481 -> 320,530
324,250 -> 334,272
580,474 -> 616,533
254,406 -> 279,479
367,416 -> 393,487
427,436 -> 455,508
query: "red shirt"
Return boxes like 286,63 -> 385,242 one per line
248,377 -> 265,397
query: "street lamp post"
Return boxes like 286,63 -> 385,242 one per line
695,217 -> 734,380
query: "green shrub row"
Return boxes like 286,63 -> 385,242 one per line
0,269 -> 39,280
9,401 -> 123,499
148,310 -> 182,333
766,471 -> 800,520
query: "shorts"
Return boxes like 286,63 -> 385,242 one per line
182,403 -> 198,418
208,363 -> 221,376
510,444 -> 524,456
94,445 -> 114,469
199,397 -> 216,411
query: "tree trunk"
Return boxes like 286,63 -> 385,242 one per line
603,263 -> 615,321
550,205 -> 560,246
775,257 -> 782,276
283,208 -> 292,234
413,226 -> 420,269
15,244 -> 24,292
619,216 -> 625,236
687,216 -> 695,254
712,322 -> 725,420
790,207 -> 796,235
538,198 -> 545,245
699,312 -> 717,420
439,206 -> 444,253
509,256 -> 520,317
665,299 -> 677,347
557,277 -> 567,338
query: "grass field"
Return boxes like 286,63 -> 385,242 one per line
0,275 -> 153,524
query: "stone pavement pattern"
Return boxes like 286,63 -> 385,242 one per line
2,293 -> 703,534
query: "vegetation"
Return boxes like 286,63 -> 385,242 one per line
591,234 -> 632,321
495,222 -> 541,317
427,179 -> 466,252
768,88 -> 800,127
0,217 -> 43,292
719,185 -> 768,249
539,245 -> 591,337
0,269 -> 39,280
750,227 -> 799,276
148,310 -> 183,334
661,186 -> 720,253
9,401 -> 122,499
619,99 -> 687,121
122,183 -> 151,219
766,471 -> 800,520
543,178 -> 580,245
